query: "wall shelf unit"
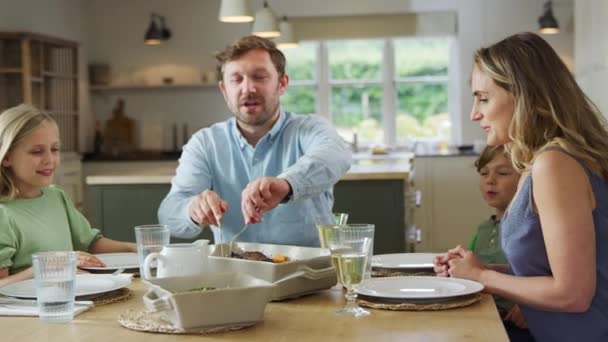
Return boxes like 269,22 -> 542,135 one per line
90,83 -> 219,93
0,31 -> 80,152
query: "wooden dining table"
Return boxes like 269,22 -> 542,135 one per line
1,279 -> 508,342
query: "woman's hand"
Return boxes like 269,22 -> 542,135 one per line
504,304 -> 528,329
446,245 -> 485,281
76,251 -> 105,268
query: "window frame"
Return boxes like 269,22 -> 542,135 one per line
283,37 -> 451,148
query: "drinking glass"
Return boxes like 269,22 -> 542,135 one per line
316,212 -> 349,248
327,225 -> 373,317
333,212 -> 349,225
135,224 -> 170,278
32,251 -> 78,322
346,224 -> 375,279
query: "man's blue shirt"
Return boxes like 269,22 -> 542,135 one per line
158,110 -> 352,246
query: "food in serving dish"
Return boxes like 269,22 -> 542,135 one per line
230,250 -> 290,263
143,272 -> 273,329
172,286 -> 216,294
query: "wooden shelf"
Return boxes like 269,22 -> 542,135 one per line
0,67 -> 22,73
90,83 -> 218,92
43,71 -> 77,79
1,31 -> 80,152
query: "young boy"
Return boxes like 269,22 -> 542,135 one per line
469,145 -> 530,338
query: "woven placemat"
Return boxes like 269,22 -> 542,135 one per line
91,288 -> 134,306
357,293 -> 481,311
118,309 -> 256,335
372,269 -> 436,277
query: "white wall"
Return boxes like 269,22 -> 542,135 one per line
1,0 -> 574,150
0,0 -> 93,152
575,0 -> 608,119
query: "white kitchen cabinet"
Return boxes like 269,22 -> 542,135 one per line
412,156 -> 493,253
55,152 -> 83,210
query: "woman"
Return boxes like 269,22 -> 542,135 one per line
434,32 -> 608,341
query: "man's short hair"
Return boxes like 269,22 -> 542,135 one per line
214,35 -> 286,80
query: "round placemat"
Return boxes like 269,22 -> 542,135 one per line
118,309 -> 256,334
92,288 -> 134,306
357,293 -> 481,311
372,269 -> 436,277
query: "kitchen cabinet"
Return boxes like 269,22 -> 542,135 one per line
55,152 -> 84,210
0,32 -> 80,152
412,156 -> 493,252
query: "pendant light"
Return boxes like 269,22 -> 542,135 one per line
538,0 -> 560,34
251,1 -> 280,38
275,16 -> 298,49
144,13 -> 172,45
144,13 -> 162,45
219,0 -> 253,23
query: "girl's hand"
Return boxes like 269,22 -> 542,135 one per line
446,246 -> 485,281
76,251 -> 105,268
433,246 -> 464,277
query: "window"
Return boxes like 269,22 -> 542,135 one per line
394,37 -> 450,144
281,42 -> 316,114
329,39 -> 384,145
280,36 -> 451,148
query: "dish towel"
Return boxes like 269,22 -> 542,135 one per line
0,297 -> 94,317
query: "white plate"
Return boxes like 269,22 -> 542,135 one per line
0,274 -> 132,299
372,253 -> 442,269
80,253 -> 139,271
356,276 -> 483,300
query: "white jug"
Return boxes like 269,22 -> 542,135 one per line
143,239 -> 209,279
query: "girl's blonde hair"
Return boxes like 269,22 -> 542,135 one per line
474,32 -> 608,174
0,104 -> 55,200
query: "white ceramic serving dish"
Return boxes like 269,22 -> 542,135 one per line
208,242 -> 337,300
143,272 -> 273,329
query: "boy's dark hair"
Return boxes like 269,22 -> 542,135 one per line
475,145 -> 509,172
214,35 -> 286,81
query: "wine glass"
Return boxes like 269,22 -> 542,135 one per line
327,225 -> 372,316
316,212 -> 349,248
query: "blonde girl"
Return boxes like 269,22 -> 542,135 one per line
0,104 -> 136,287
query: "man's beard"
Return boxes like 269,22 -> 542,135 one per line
234,97 -> 279,127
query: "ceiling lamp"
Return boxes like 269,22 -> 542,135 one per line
144,13 -> 171,45
251,1 -> 280,38
219,0 -> 253,23
538,0 -> 559,34
275,16 -> 298,49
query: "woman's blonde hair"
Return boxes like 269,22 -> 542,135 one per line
474,32 -> 608,174
0,104 -> 55,200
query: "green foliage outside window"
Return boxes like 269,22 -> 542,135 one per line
280,37 -> 451,142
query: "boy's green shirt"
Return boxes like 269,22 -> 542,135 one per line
468,216 -> 512,315
0,185 -> 101,274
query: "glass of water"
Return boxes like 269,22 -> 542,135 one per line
327,225 -> 373,317
32,251 -> 78,322
135,224 -> 170,278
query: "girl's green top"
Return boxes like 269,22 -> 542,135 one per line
0,185 -> 101,274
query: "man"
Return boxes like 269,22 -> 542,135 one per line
158,35 -> 352,246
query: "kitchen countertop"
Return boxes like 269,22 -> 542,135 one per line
85,162 -> 412,185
